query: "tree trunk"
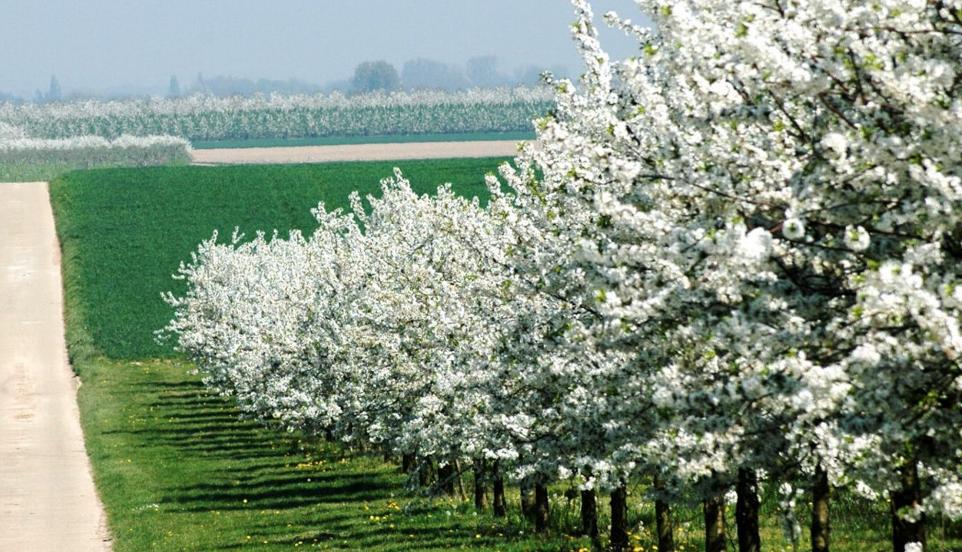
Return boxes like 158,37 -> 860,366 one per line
438,463 -> 456,496
520,482 -> 535,521
492,461 -> 506,517
473,459 -> 488,511
454,459 -> 467,501
892,459 -> 926,552
418,457 -> 433,487
811,466 -> 831,552
736,468 -> 761,552
580,489 -> 599,540
401,453 -> 415,474
704,492 -> 727,552
654,474 -> 675,552
534,482 -> 550,534
656,497 -> 675,552
610,484 -> 629,551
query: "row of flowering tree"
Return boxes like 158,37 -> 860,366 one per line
0,87 -> 553,142
163,1 -> 962,551
0,122 -> 190,181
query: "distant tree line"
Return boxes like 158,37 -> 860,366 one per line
0,56 -> 567,105
175,56 -> 562,98
351,56 -> 568,94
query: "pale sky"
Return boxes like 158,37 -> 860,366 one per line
0,0 -> 649,96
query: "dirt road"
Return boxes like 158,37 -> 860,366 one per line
191,139 -> 523,165
0,182 -> 111,551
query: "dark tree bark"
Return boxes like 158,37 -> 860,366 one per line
704,492 -> 727,552
520,483 -> 535,522
534,482 -> 550,534
492,461 -> 506,517
610,484 -> 629,551
654,474 -> 675,552
811,466 -> 831,552
438,463 -> 456,496
454,460 -> 467,501
401,453 -> 415,474
580,489 -> 599,540
892,460 -> 926,552
736,468 -> 761,552
473,458 -> 488,511
418,457 -> 433,487
656,497 -> 675,552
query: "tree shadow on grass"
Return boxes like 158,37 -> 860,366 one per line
164,479 -> 391,512
213,523 -> 532,552
131,379 -> 205,391
211,522 -> 520,551
133,386 -> 397,511
117,373 -> 555,551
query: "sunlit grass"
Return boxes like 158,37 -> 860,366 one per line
77,356 -> 962,551
77,357 -> 591,551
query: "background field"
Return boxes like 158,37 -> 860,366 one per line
191,130 -> 535,150
49,159 -> 506,359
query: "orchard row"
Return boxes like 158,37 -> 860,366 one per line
163,1 -> 962,551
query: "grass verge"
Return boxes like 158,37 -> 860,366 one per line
72,357 -> 962,551
77,358 -> 592,551
1,162 -> 78,182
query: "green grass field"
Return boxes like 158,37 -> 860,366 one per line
49,160 -> 506,359
191,131 -> 535,150
77,357 -> 593,551
50,162 -> 962,551
69,357 -> 962,552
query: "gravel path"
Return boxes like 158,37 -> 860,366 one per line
0,182 -> 111,551
191,139 -> 523,165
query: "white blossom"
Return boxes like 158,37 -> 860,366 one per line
783,218 -> 806,240
843,225 -> 871,252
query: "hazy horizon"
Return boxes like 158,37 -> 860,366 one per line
0,1 -> 649,97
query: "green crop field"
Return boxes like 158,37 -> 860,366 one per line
191,131 -> 535,150
49,159 -> 507,360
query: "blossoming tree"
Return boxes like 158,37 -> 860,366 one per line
163,1 -> 962,551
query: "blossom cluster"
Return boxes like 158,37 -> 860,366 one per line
0,87 -> 553,142
163,0 -> 962,540
162,172 -> 516,460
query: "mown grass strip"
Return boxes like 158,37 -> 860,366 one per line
75,357 -> 955,551
77,358 -> 591,551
